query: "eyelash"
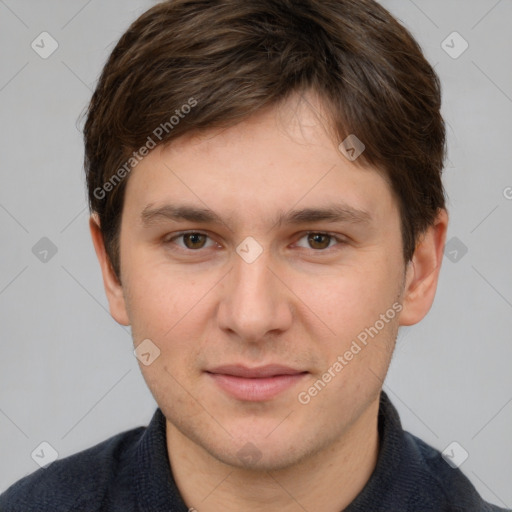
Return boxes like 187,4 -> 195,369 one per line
164,231 -> 347,252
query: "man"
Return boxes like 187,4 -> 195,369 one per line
0,0 -> 507,510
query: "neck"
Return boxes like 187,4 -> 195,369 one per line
166,397 -> 380,512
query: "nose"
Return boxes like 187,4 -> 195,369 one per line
216,246 -> 293,343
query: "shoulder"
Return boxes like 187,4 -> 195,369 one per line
403,431 -> 509,512
0,425 -> 146,512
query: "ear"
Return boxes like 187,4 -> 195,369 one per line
89,214 -> 130,326
399,208 -> 448,326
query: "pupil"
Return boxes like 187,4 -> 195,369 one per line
186,233 -> 204,248
309,233 -> 329,249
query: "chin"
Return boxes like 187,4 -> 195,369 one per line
213,442 -> 306,473
205,424 -> 328,473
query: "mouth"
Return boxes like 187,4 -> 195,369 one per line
205,364 -> 308,402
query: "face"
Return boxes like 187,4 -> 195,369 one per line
106,93 -> 413,470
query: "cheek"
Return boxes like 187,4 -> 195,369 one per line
122,262 -> 218,356
124,280 -> 173,338
122,265 -> 179,342
293,262 -> 401,337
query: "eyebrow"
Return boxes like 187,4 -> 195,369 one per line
140,203 -> 372,228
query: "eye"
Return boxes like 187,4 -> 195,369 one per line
166,232 -> 216,250
295,232 -> 345,250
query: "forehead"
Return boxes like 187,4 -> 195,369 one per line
122,93 -> 398,229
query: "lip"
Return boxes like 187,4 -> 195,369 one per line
206,365 -> 308,401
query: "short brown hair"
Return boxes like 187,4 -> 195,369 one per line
83,0 -> 447,279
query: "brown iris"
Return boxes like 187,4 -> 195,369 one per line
183,233 -> 208,249
307,233 -> 331,250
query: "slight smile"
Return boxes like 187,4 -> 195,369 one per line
206,365 -> 309,401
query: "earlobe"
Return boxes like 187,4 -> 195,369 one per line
89,214 -> 131,326
399,209 -> 449,326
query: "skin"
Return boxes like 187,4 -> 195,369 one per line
90,92 -> 448,511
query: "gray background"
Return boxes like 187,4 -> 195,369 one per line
0,0 -> 511,508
